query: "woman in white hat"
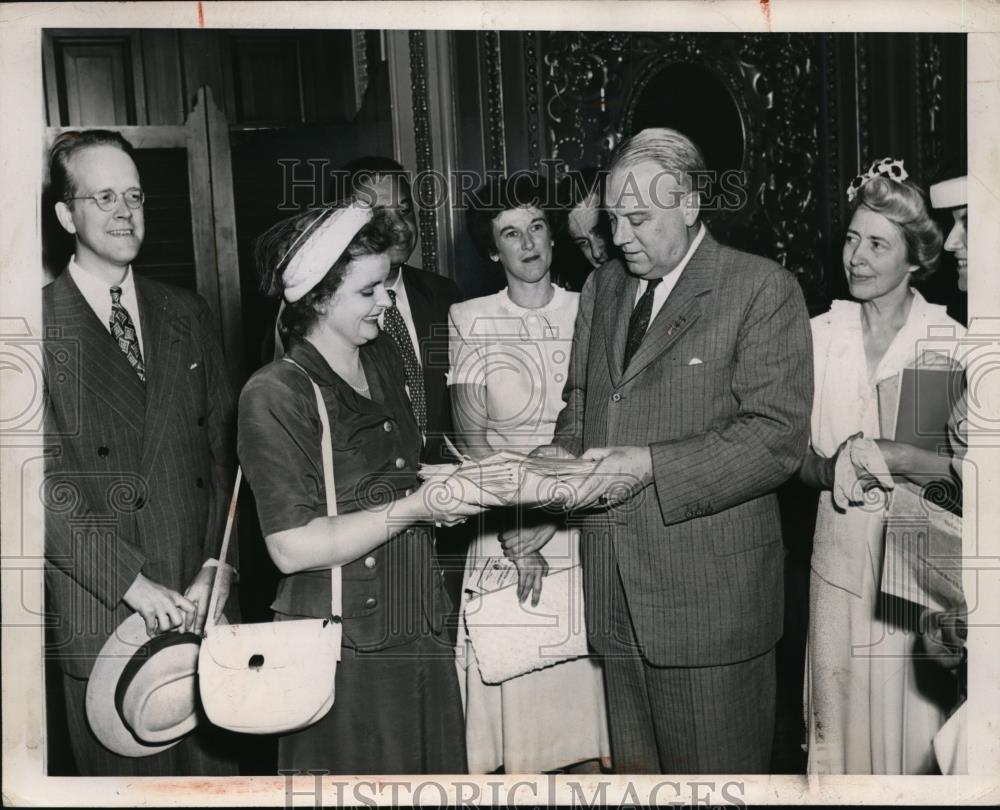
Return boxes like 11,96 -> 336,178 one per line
930,174 -> 968,293
238,201 -> 500,774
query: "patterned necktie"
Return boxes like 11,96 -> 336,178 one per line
109,286 -> 146,383
622,277 -> 662,372
384,288 -> 426,434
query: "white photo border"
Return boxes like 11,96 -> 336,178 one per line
2,1 -> 999,805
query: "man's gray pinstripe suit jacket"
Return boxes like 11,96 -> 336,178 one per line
554,231 -> 813,668
43,270 -> 236,680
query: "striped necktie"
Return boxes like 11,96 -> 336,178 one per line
622,277 -> 662,372
384,288 -> 426,434
109,286 -> 146,382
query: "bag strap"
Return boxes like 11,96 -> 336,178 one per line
204,467 -> 242,632
283,357 -> 343,621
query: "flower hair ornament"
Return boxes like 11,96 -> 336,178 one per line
846,157 -> 909,203
280,199 -> 373,302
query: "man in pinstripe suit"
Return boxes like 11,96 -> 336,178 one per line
517,128 -> 813,773
42,130 -> 238,775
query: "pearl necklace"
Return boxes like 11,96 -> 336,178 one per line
332,365 -> 369,396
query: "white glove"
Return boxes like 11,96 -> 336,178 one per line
833,436 -> 893,509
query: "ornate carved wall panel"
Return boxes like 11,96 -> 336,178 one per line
540,32 -> 828,302
736,34 -> 826,303
532,31 -> 966,311
916,33 -> 967,181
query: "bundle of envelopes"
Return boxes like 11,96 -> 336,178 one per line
417,437 -> 600,505
418,449 -> 526,502
515,455 -> 600,478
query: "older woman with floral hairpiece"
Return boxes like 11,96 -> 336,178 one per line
798,158 -> 966,774
238,201 -> 502,774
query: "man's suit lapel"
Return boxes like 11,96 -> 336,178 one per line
603,266 -> 637,388
619,232 -> 720,387
136,278 -> 185,471
48,271 -> 146,428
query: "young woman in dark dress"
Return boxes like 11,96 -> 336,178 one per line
238,201 -> 498,774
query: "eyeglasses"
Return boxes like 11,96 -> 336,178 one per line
69,188 -> 145,212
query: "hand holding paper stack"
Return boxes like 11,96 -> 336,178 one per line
417,454 -> 526,504
417,438 -> 601,509
418,436 -> 528,505
512,454 -> 601,508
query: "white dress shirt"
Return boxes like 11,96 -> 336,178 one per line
633,223 -> 706,330
379,267 -> 422,365
68,256 -> 145,356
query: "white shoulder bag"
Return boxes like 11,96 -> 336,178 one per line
198,362 -> 343,734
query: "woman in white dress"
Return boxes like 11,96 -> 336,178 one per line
798,159 -> 965,774
449,174 -> 610,774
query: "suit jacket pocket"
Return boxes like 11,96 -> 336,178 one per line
669,353 -> 731,368
664,357 -> 731,389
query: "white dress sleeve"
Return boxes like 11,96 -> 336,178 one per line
447,300 -> 488,388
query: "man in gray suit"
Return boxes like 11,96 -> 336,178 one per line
43,130 -> 238,775
513,128 -> 812,773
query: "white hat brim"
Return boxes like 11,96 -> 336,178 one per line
85,613 -> 196,758
930,176 -> 968,209
282,201 -> 373,303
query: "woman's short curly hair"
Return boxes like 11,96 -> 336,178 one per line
254,205 -> 391,343
851,176 -> 943,281
466,173 -> 556,260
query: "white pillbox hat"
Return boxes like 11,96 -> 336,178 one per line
929,176 -> 968,209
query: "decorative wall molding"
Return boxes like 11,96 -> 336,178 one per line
855,33 -> 870,170
352,30 -> 370,115
482,30 -> 507,175
823,34 -> 844,244
424,31 -> 461,282
523,32 -> 542,171
408,30 -> 438,274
